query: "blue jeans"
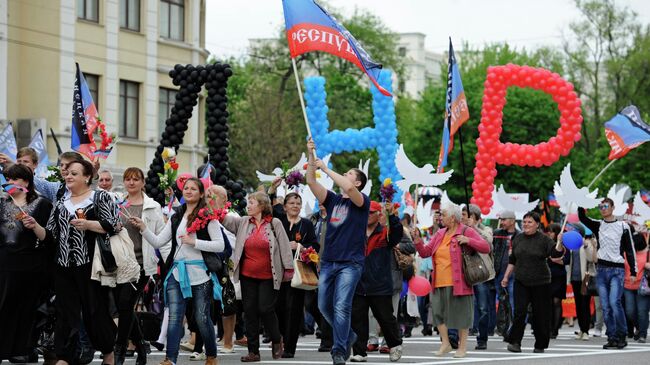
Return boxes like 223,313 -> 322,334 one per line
318,261 -> 363,357
166,277 -> 216,363
623,289 -> 650,338
596,266 -> 627,341
474,281 -> 496,344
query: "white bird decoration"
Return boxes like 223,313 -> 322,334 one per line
607,184 -> 631,216
255,153 -> 308,182
441,190 -> 455,208
631,192 -> 650,227
394,144 -> 453,193
556,163 -> 601,210
358,159 -> 372,196
494,184 -> 539,214
416,198 -> 435,230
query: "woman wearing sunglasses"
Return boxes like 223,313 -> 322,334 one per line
578,198 -> 637,350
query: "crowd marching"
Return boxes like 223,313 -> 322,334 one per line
0,138 -> 649,365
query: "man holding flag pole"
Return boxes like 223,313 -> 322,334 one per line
282,1 -> 391,364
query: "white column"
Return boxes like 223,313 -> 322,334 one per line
105,0 -> 119,165
0,0 -> 7,119
59,0 -> 76,140
188,0 -> 202,170
144,0 -> 159,164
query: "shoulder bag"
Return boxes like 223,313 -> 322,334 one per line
290,243 -> 319,290
460,227 -> 491,286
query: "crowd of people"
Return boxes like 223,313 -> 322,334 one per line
0,139 -> 649,365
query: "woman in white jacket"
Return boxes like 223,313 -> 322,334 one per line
114,167 -> 169,365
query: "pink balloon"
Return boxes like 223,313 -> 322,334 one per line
567,213 -> 580,223
176,172 -> 193,190
408,276 -> 432,296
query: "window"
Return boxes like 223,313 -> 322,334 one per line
398,47 -> 407,57
160,0 -> 184,41
84,74 -> 99,109
120,0 -> 140,31
77,0 -> 99,22
119,80 -> 139,138
159,88 -> 177,136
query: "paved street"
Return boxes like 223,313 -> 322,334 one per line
119,327 -> 650,365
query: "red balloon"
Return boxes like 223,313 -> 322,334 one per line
408,276 -> 431,296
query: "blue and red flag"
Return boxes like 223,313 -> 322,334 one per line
548,193 -> 560,207
0,123 -> 17,161
201,162 -> 214,180
437,39 -> 469,172
282,0 -> 391,97
641,190 -> 650,205
604,105 -> 650,160
71,63 -> 99,160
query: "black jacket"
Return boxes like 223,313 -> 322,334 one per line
355,215 -> 403,296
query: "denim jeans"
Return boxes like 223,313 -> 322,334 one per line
623,289 -> 650,338
596,266 -> 627,341
474,281 -> 496,344
318,260 -> 363,357
166,277 -> 216,363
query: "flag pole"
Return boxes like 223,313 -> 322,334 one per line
457,126 -> 470,208
291,58 -> 313,139
587,159 -> 618,189
413,184 -> 420,227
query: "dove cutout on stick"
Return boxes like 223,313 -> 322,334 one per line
394,144 -> 453,193
358,159 -> 372,196
607,185 -> 631,216
632,192 -> 650,226
557,163 -> 601,210
495,185 -> 539,214
416,198 -> 435,230
255,153 -> 308,183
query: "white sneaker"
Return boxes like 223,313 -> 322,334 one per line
575,332 -> 584,340
581,333 -> 590,341
350,355 -> 367,362
218,347 -> 235,354
389,345 -> 402,362
189,352 -> 206,361
593,329 -> 602,337
180,342 -> 194,352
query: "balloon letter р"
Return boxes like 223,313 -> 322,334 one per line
304,71 -> 402,203
472,64 -> 584,214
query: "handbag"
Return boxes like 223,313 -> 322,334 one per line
93,191 -> 117,272
291,244 -> 319,290
135,281 -> 162,341
639,272 -> 650,296
393,246 -> 414,271
459,227 -> 490,285
221,276 -> 237,316
201,228 -> 232,280
581,272 -> 599,296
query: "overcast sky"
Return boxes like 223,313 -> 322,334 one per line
205,0 -> 650,58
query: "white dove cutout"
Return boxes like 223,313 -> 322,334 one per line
416,198 -> 435,229
631,192 -> 650,226
607,184 -> 631,216
441,190 -> 456,208
358,159 -> 372,196
494,184 -> 539,214
394,144 -> 453,193
255,153 -> 308,183
556,163 -> 601,210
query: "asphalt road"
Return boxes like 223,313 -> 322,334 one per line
128,326 -> 650,365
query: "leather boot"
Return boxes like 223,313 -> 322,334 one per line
271,339 -> 283,360
205,355 -> 217,365
135,341 -> 147,365
114,344 -> 127,365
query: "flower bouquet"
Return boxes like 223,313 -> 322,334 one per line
299,246 -> 319,265
380,178 -> 397,233
92,117 -> 117,159
158,147 -> 179,205
281,160 -> 305,190
186,201 -> 231,234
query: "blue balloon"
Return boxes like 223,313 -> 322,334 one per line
401,280 -> 408,298
563,231 -> 583,250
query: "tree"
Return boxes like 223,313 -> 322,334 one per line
562,0 -> 640,153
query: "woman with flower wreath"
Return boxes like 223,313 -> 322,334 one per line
129,177 -> 226,365
220,191 -> 294,362
268,178 -> 319,358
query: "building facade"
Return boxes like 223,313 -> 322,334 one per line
395,33 -> 444,99
0,0 -> 208,184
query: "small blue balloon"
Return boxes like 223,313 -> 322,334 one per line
563,231 -> 583,250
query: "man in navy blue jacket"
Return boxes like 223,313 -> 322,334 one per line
349,201 -> 404,362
